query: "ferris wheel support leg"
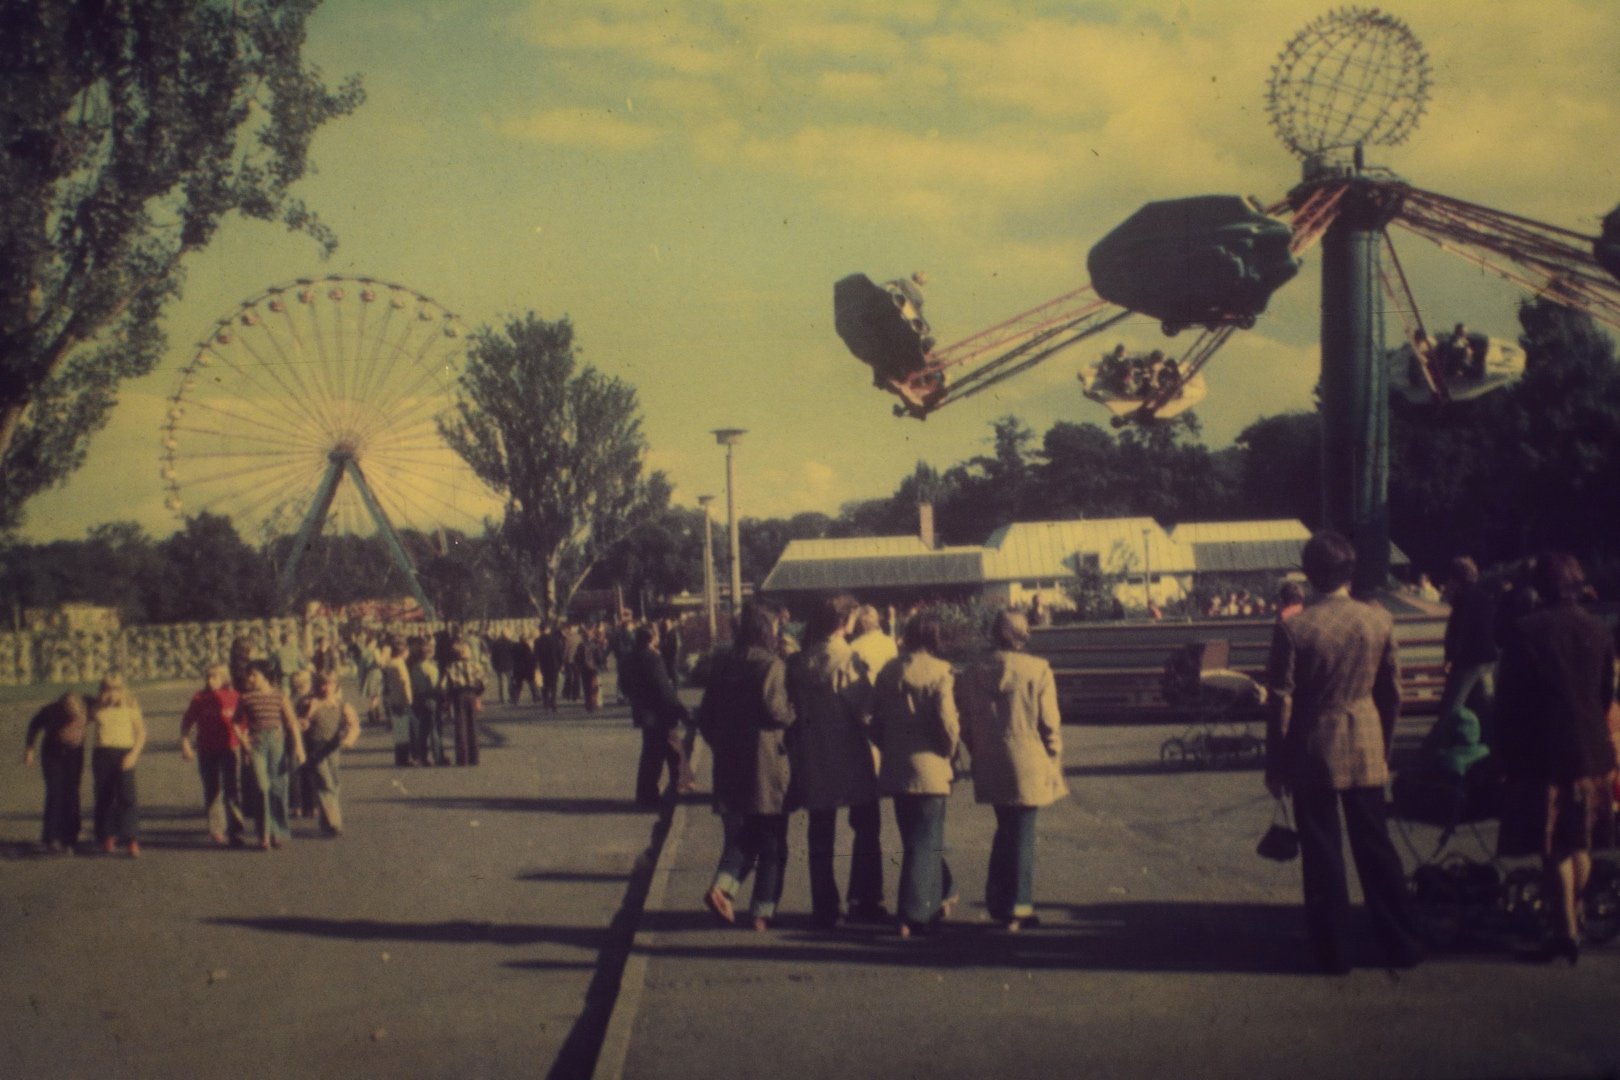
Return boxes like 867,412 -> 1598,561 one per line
277,455 -> 348,614
343,456 -> 438,622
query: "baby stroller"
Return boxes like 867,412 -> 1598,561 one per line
1158,640 -> 1266,769
1395,715 -> 1620,950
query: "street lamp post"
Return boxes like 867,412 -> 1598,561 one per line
696,494 -> 718,644
712,429 -> 747,623
1141,528 -> 1152,613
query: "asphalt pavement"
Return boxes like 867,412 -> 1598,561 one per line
4,682 -> 1619,1079
0,680 -> 667,1080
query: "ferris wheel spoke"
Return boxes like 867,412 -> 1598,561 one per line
371,473 -> 471,539
355,319 -> 451,432
176,454 -> 314,494
350,307 -> 431,415
228,470 -> 324,535
350,302 -> 407,414
354,386 -> 457,447
167,420 -> 323,453
208,331 -> 344,445
364,458 -> 488,516
170,403 -> 326,453
268,299 -> 350,435
238,316 -> 347,439
355,348 -> 462,444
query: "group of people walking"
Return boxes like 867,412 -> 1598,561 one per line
695,597 -> 1067,937
487,621 -> 621,713
354,632 -> 487,767
24,676 -> 147,855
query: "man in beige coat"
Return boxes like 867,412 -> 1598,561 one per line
1266,530 -> 1422,974
962,611 -> 1068,930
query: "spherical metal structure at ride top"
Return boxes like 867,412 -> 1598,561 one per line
1270,8 -> 1431,592
157,275 -> 497,612
1267,6 -> 1431,163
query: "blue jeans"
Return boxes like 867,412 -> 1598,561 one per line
985,805 -> 1039,920
712,813 -> 789,919
893,794 -> 953,927
807,802 -> 884,919
246,728 -> 291,842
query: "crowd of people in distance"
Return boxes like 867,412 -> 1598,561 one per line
1092,343 -> 1183,399
17,543 -> 1619,973
1202,589 -> 1286,618
696,597 -> 1066,937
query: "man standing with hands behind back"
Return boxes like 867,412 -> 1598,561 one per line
1265,530 -> 1422,975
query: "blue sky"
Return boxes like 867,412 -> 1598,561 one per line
21,0 -> 1620,541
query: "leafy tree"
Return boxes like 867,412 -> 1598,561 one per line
0,0 -> 363,528
1232,411 -> 1321,526
438,313 -> 669,619
151,512 -> 274,621
1389,298 -> 1620,578
588,505 -> 708,609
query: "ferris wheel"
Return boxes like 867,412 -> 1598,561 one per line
158,275 -> 499,613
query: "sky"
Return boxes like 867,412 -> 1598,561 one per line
19,0 -> 1620,543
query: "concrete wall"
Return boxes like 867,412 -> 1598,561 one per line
0,615 -> 542,686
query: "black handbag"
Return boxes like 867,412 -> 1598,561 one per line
1256,798 -> 1299,862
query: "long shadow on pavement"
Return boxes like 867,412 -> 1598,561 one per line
205,915 -> 611,950
365,795 -> 651,815
632,901 -> 1320,976
516,869 -> 633,883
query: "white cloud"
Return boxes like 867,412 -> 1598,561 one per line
491,107 -> 663,149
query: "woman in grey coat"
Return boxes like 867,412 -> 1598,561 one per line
961,610 -> 1068,930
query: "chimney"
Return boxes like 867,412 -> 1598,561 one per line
918,501 -> 936,550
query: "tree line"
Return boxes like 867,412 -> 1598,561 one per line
11,293 -> 1613,627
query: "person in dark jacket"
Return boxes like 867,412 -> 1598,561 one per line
23,693 -> 90,852
487,631 -> 513,705
535,623 -> 565,713
509,633 -> 538,706
624,625 -> 693,805
1434,556 -> 1499,744
659,616 -> 683,684
698,604 -> 796,931
1494,551 -> 1617,964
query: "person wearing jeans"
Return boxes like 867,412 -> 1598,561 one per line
874,614 -> 959,937
961,610 -> 1068,931
236,665 -> 306,850
698,604 -> 796,931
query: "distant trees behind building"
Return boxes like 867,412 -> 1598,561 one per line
3,299 -> 1615,624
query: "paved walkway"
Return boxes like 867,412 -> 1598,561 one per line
0,681 -> 664,1080
611,718 -> 1620,1080
5,683 -> 1618,1079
